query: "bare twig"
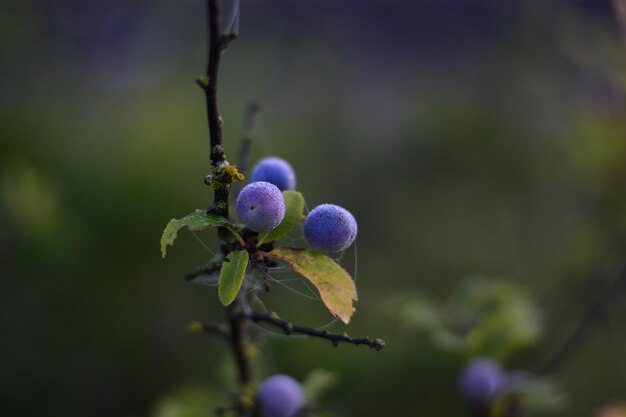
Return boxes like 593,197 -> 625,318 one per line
205,0 -> 226,168
241,311 -> 386,350
198,0 -> 238,222
185,264 -> 221,282
226,302 -> 254,386
189,321 -> 230,339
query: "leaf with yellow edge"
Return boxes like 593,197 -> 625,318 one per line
266,248 -> 357,324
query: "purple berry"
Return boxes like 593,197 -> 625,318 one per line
236,182 -> 285,232
304,204 -> 357,252
257,374 -> 306,417
458,357 -> 506,405
251,157 -> 296,191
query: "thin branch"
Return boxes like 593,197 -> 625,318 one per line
199,0 -> 238,222
201,0 -> 253,402
227,302 -> 255,384
189,321 -> 230,339
185,264 -> 221,282
241,311 -> 386,351
206,0 -> 225,167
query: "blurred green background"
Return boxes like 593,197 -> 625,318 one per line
1,1 -> 626,416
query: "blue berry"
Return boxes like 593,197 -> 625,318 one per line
236,182 -> 285,232
458,357 -> 506,405
251,157 -> 296,191
304,204 -> 357,252
257,374 -> 306,417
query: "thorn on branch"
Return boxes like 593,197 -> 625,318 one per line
196,76 -> 210,89
219,33 -> 238,50
185,264 -> 221,282
241,311 -> 386,351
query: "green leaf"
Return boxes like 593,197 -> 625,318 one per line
218,250 -> 249,306
151,382 -> 220,417
383,293 -> 442,331
451,279 -> 541,361
161,210 -> 235,258
266,248 -> 357,324
258,191 -> 305,245
511,377 -> 565,414
302,369 -> 339,404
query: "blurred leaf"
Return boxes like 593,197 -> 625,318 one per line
431,328 -> 466,351
1,159 -> 60,235
302,369 -> 339,404
385,279 -> 541,359
267,248 -> 357,324
151,382 -> 219,417
465,297 -> 540,360
218,250 -> 249,306
384,293 -> 443,331
258,191 -> 305,245
514,377 -> 566,415
161,209 -> 234,258
442,279 -> 541,360
567,115 -> 626,185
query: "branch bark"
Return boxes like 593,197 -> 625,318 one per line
242,311 -> 386,350
202,0 -> 253,402
206,0 -> 225,168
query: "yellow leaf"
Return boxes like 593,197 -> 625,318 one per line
267,248 -> 357,324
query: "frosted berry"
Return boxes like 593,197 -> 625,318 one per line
257,374 -> 306,417
458,357 -> 506,405
304,204 -> 357,252
251,157 -> 296,191
236,182 -> 285,232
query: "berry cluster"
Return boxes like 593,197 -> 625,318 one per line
236,156 -> 358,252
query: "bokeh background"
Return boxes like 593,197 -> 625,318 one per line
2,1 -> 626,416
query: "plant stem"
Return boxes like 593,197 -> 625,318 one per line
206,0 -> 225,169
241,311 -> 386,350
227,302 -> 254,384
204,0 -> 254,401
